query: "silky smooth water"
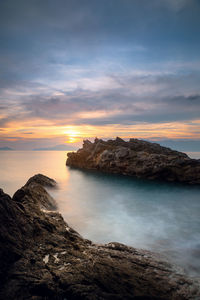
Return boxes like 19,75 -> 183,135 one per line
0,151 -> 200,276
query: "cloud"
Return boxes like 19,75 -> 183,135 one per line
22,132 -> 33,135
1,70 -> 200,130
0,105 -> 8,110
160,0 -> 193,11
0,0 -> 200,148
0,0 -> 200,82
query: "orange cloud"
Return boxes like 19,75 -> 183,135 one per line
1,118 -> 200,144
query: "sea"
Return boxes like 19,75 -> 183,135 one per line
0,150 -> 200,277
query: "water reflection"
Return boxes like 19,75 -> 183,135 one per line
0,151 -> 69,196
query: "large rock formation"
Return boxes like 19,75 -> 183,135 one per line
66,137 -> 200,184
0,174 -> 200,299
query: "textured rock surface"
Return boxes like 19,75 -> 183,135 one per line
25,173 -> 57,188
0,174 -> 200,299
66,137 -> 200,184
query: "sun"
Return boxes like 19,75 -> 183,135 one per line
63,127 -> 81,143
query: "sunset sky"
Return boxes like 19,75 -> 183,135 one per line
0,0 -> 200,150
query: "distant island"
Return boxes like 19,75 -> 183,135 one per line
67,137 -> 200,185
0,147 -> 13,151
33,144 -> 78,151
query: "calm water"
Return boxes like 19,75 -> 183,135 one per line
0,151 -> 200,277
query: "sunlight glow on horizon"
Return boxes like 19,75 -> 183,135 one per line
1,119 -> 200,147
63,127 -> 82,143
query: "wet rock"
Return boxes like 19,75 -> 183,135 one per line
1,175 -> 200,299
66,137 -> 200,185
25,173 -> 57,188
13,180 -> 57,211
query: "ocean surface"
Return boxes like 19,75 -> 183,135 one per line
0,150 -> 200,277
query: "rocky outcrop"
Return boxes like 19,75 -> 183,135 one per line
0,174 -> 200,299
66,137 -> 200,184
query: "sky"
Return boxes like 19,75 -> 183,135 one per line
0,0 -> 200,150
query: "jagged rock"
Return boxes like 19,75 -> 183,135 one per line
25,173 -> 57,187
0,175 -> 200,299
66,138 -> 200,184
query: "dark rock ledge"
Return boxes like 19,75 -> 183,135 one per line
0,174 -> 200,300
66,137 -> 200,185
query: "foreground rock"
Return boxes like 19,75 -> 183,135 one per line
0,174 -> 200,299
66,137 -> 200,184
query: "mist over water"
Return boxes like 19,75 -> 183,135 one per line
0,151 -> 200,276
